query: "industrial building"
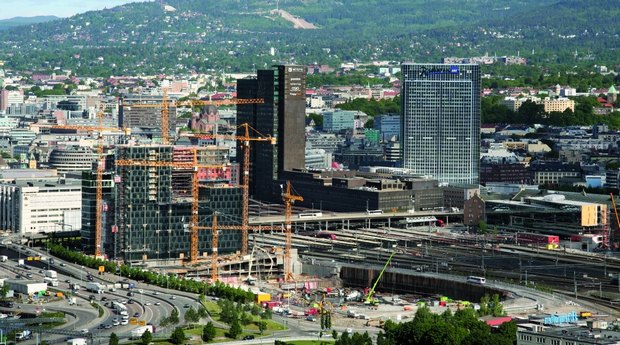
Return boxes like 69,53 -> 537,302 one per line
0,178 -> 81,234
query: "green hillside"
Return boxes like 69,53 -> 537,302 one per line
0,0 -> 616,76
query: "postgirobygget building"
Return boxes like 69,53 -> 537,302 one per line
401,63 -> 480,185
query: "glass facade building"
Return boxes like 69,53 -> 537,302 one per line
401,63 -> 480,185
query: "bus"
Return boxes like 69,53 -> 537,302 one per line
467,276 -> 486,284
298,212 -> 322,219
44,277 -> 59,287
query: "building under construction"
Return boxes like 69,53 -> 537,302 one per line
82,144 -> 243,262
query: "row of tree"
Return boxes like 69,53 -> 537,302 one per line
376,307 -> 516,345
48,243 -> 255,303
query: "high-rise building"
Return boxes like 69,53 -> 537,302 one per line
401,63 -> 480,185
237,65 -> 306,200
110,145 -> 242,262
119,95 -> 175,140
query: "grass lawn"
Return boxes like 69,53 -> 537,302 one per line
283,341 -> 335,345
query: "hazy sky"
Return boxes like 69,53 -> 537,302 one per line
0,0 -> 143,20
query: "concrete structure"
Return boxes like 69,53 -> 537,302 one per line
401,63 -> 480,185
119,95 -> 176,138
517,327 -> 620,345
0,178 -> 81,234
374,114 -> 401,141
530,161 -> 581,185
5,280 -> 47,295
237,65 -> 306,201
0,89 -> 24,111
48,146 -> 96,174
463,194 -> 485,226
112,145 -> 243,261
323,109 -> 356,132
502,96 -> 575,113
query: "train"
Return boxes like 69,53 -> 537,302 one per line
516,232 -> 560,249
316,232 -> 337,240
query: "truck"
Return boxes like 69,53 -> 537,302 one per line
255,293 -> 271,304
15,330 -> 32,341
304,308 -> 319,316
85,282 -> 104,294
44,277 -> 59,287
66,338 -> 87,345
0,255 -> 7,262
130,325 -> 154,339
44,270 -> 57,279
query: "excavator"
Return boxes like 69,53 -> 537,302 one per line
364,251 -> 396,307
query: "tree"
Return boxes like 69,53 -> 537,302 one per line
202,322 -> 216,342
257,320 -> 267,334
0,284 -> 9,298
260,308 -> 272,320
141,330 -> 152,345
169,308 -> 180,324
227,319 -> 242,339
170,327 -> 186,345
109,333 -> 119,345
240,312 -> 253,326
185,307 -> 199,324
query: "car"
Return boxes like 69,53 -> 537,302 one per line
112,318 -> 119,322
127,299 -> 134,304
112,321 -> 120,326
104,324 -> 112,329
154,302 -> 161,306
120,319 -> 128,325
38,270 -> 43,274
26,273 -> 33,278
98,324 -> 105,329
170,296 -> 176,300
145,302 -> 152,306
133,312 -> 140,317
89,295 -> 96,301
127,292 -> 134,297
60,263 -> 66,267
80,329 -> 89,334
153,291 -> 159,295
101,297 -> 108,301
138,289 -> 143,294
183,304 -> 190,308
65,279 -> 71,283
242,335 -> 255,340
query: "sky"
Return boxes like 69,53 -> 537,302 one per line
0,0 -> 143,20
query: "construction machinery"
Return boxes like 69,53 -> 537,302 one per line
203,179 -> 300,282
191,123 -> 276,256
48,112 -> 126,258
364,251 -> 396,306
282,181 -> 303,282
115,147 -> 227,263
120,95 -> 264,146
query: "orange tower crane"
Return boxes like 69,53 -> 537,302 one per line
191,123 -> 276,255
199,212 -> 282,282
49,112 -> 125,258
282,181 -> 303,282
120,96 -> 264,145
115,147 -> 227,263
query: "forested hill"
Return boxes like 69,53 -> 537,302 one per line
0,16 -> 58,30
0,0 -> 617,76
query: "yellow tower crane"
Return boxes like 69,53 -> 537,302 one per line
115,147 -> 227,263
48,111 -> 125,258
